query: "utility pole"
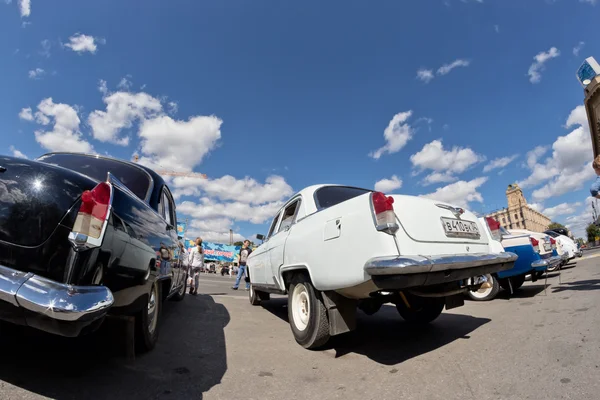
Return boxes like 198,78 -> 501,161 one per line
229,229 -> 233,246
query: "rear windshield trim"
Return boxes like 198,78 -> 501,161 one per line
36,153 -> 154,202
313,185 -> 371,211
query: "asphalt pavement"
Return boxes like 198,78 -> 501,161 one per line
0,252 -> 599,400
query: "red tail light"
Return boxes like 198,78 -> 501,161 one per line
549,237 -> 557,249
72,182 -> 113,241
371,192 -> 398,234
485,217 -> 502,241
530,237 -> 540,253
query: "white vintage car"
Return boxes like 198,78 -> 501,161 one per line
247,185 -> 517,349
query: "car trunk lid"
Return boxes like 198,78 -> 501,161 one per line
0,156 -> 97,247
390,195 -> 489,245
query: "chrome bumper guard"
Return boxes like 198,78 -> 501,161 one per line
364,252 -> 517,276
0,264 -> 114,322
531,255 -> 563,269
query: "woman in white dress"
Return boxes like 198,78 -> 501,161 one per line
187,237 -> 204,295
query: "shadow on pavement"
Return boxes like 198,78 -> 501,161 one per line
262,300 -> 489,366
494,284 -> 548,300
0,294 -> 229,400
551,279 -> 600,293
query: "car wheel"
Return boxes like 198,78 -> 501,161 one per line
135,281 -> 161,353
288,275 -> 330,349
396,295 -> 444,324
249,284 -> 261,305
467,274 -> 499,301
172,274 -> 187,302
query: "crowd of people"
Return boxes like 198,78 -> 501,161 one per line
182,237 -> 252,295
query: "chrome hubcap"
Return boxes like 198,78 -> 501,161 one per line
292,284 -> 310,331
471,274 -> 494,299
147,285 -> 158,334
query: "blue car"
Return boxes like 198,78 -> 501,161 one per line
468,218 -> 562,301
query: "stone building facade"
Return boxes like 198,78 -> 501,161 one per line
486,183 -> 551,233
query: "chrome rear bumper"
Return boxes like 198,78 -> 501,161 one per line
0,264 -> 114,333
365,252 -> 517,276
531,255 -> 562,270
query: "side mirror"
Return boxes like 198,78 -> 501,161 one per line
256,234 -> 265,242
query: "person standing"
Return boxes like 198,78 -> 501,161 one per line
232,240 -> 252,291
187,237 -> 204,296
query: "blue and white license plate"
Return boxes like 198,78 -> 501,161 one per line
441,217 -> 480,238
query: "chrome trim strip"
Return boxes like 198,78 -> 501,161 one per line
531,255 -> 562,269
435,203 -> 464,218
364,252 -> 517,276
0,264 -> 114,321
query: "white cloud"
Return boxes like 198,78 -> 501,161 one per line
565,197 -> 595,238
369,111 -> 414,159
9,145 -> 28,159
172,174 -> 293,205
421,177 -> 488,209
28,68 -> 45,79
117,77 -> 132,91
525,145 -> 548,169
422,171 -> 457,185
178,198 -> 285,225
88,91 -> 163,145
28,98 -> 93,153
137,115 -> 222,172
573,41 -> 585,56
410,139 -> 485,179
374,175 -> 402,193
543,202 -> 583,219
580,0 -> 597,5
167,101 -> 178,115
18,107 -> 33,121
39,39 -> 51,58
528,47 -> 560,84
494,25 -> 500,33
519,105 -> 594,196
64,33 -> 100,54
18,0 -> 30,17
529,203 -> 544,212
437,59 -> 470,75
532,166 -> 595,201
483,155 -> 518,172
416,68 -> 434,83
98,79 -> 108,95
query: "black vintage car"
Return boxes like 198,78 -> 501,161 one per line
0,153 -> 187,351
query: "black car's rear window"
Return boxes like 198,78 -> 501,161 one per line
37,153 -> 151,201
315,186 -> 370,210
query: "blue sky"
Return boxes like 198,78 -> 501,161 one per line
1,0 -> 599,241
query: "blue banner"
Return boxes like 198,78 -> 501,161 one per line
182,239 -> 241,263
176,222 -> 187,237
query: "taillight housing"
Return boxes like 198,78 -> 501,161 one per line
530,237 -> 540,253
371,191 -> 398,234
549,237 -> 556,250
69,181 -> 113,249
485,217 -> 502,242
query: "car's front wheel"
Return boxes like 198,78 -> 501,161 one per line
288,275 -> 330,349
396,295 -> 444,324
467,274 -> 499,301
135,281 -> 161,353
499,274 -> 526,292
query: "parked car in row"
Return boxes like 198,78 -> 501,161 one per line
467,218 -> 562,301
0,153 -> 187,352
544,230 -> 582,264
247,185 -> 517,349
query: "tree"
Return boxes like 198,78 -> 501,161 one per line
586,223 -> 600,244
233,241 -> 244,246
548,222 -> 566,230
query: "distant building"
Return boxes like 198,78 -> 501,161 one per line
486,183 -> 551,233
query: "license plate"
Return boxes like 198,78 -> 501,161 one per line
441,217 -> 480,238
544,243 -> 552,252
